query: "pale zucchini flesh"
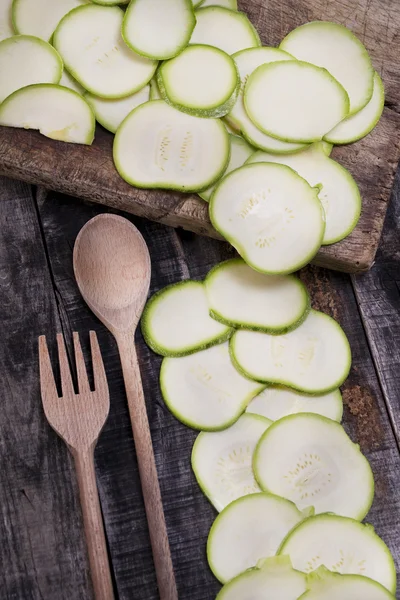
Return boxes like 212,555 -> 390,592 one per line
199,135 -> 253,201
247,144 -> 361,245
85,84 -> 150,134
209,162 -> 325,275
157,44 -> 239,118
53,5 -> 157,99
246,387 -> 343,422
12,0 -> 88,42
280,21 -> 374,114
201,0 -> 237,8
205,258 -> 310,331
231,309 -> 351,394
59,69 -> 85,95
141,280 -> 232,357
216,556 -> 307,600
325,72 -> 385,144
0,0 -> 13,42
299,567 -> 396,600
160,342 -> 265,431
0,83 -> 95,144
114,100 -> 230,191
253,413 -> 374,520
227,47 -> 308,154
122,0 -> 195,60
244,61 -> 350,143
208,493 -> 310,583
190,7 -> 261,55
0,35 -> 62,103
278,514 -> 397,594
191,413 -> 271,511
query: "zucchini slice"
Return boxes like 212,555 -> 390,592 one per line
0,0 -> 13,42
205,258 -> 310,332
246,387 -> 343,423
0,83 -> 95,144
278,514 -> 396,594
201,0 -> 237,7
53,5 -> 157,99
85,84 -> 149,133
190,7 -> 261,55
244,61 -> 350,143
231,309 -> 351,394
247,144 -> 361,245
299,566 -> 396,600
209,162 -> 325,275
226,47 -> 308,154
157,44 -> 240,118
12,0 -> 87,42
208,494 -> 311,583
114,100 -> 230,191
216,556 -> 307,600
0,35 -> 62,103
325,72 -> 385,145
160,342 -> 265,431
60,69 -> 84,95
191,413 -> 271,511
280,22 -> 374,114
122,0 -> 195,60
141,280 -> 232,357
253,413 -> 374,520
199,135 -> 253,202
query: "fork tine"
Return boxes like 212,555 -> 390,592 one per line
73,332 -> 91,394
89,331 -> 107,392
57,333 -> 75,397
38,336 -> 59,403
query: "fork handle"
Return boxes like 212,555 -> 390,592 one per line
73,447 -> 115,600
116,333 -> 178,600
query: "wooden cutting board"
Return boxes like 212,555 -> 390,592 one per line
0,0 -> 399,274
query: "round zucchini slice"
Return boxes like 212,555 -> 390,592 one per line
244,61 -> 350,143
325,72 -> 385,145
280,21 -> 374,114
122,0 -> 195,60
247,144 -> 361,245
231,309 -> 351,394
253,413 -> 374,520
216,556 -> 307,600
141,280 -> 232,357
208,493 -> 311,583
246,387 -> 343,422
53,5 -> 157,99
209,162 -> 325,275
278,514 -> 396,594
0,83 -> 95,144
157,44 -> 240,118
114,100 -> 230,191
191,413 -> 271,511
160,342 -> 265,431
85,84 -> 150,134
12,0 -> 87,42
205,258 -> 310,332
0,35 -> 62,103
199,135 -> 254,202
299,567 -> 396,600
190,6 -> 261,55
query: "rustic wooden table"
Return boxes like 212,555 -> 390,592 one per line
0,173 -> 399,600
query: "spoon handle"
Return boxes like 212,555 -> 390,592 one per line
115,332 -> 178,600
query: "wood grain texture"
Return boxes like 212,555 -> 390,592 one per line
1,0 -> 400,273
0,178 -> 93,599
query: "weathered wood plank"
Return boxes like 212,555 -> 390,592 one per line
351,171 -> 400,443
0,178 -> 93,600
1,0 -> 400,274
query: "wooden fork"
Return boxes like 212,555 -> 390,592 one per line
39,331 -> 114,600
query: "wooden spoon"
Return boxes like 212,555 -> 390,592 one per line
73,214 -> 177,600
